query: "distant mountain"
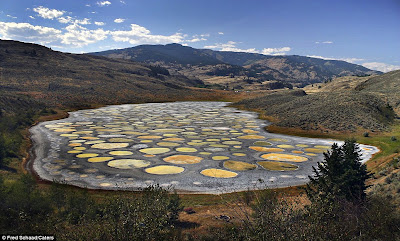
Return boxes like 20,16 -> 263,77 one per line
91,43 -> 381,87
92,43 -> 224,66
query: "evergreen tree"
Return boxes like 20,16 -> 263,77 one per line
306,139 -> 369,204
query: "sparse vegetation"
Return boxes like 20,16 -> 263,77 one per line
233,90 -> 395,132
0,176 -> 183,240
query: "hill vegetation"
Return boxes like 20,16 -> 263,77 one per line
356,70 -> 400,114
0,40 -> 239,110
303,75 -> 374,94
233,89 -> 395,133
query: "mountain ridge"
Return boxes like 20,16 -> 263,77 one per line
90,43 -> 380,87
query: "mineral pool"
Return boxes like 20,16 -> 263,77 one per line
30,102 -> 379,194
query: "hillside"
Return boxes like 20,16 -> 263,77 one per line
303,75 -> 375,94
0,40 -> 239,111
233,88 -> 396,133
91,43 -> 380,88
233,70 -> 400,133
356,70 -> 400,114
303,70 -> 400,115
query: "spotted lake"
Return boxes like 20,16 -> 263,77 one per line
29,102 -> 378,194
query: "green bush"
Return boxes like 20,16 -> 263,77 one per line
306,139 -> 369,204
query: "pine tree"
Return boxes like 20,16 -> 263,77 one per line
306,139 -> 369,204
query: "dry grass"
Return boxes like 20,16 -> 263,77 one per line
303,75 -> 374,94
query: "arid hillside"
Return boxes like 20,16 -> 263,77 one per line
356,70 -> 400,115
0,40 -> 238,111
233,71 -> 398,133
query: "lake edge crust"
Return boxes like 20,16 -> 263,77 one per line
29,101 -> 379,194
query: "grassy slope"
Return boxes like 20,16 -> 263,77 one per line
356,70 -> 400,114
303,75 -> 374,94
233,89 -> 395,133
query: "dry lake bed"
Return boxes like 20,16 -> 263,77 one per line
29,102 -> 378,194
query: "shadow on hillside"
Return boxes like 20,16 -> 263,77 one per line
0,166 -> 17,173
175,220 -> 200,229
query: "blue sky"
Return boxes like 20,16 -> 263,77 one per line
0,0 -> 399,72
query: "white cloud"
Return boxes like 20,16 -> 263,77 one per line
361,62 -> 400,73
187,38 -> 207,43
218,32 -> 224,35
6,15 -> 17,19
110,23 -> 185,45
120,0 -> 126,4
58,16 -> 73,24
307,55 -> 335,60
340,58 -> 365,63
58,16 -> 91,25
205,41 -> 290,55
204,41 -> 259,53
33,6 -> 65,20
205,41 -> 236,49
114,18 -> 125,23
305,55 -> 400,72
97,1 -> 111,6
29,16 -> 35,19
0,21 -> 108,48
0,21 -> 61,44
261,47 -> 291,55
75,18 -> 91,25
0,20 -> 227,51
186,34 -> 208,43
315,41 -> 333,44
307,55 -> 364,63
85,4 -> 91,7
60,24 -> 109,47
